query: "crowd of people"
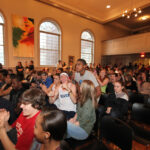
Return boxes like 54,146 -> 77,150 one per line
0,58 -> 150,150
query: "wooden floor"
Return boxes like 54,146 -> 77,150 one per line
132,141 -> 150,150
105,140 -> 150,150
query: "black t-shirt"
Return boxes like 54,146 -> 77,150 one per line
16,66 -> 24,75
29,65 -> 34,71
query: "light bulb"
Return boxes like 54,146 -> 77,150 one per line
122,14 -> 125,17
135,14 -> 138,17
133,8 -> 137,11
138,10 -> 142,14
125,10 -> 128,13
106,5 -> 111,8
127,15 -> 130,19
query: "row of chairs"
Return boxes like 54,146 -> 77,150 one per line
100,103 -> 150,150
65,103 -> 150,150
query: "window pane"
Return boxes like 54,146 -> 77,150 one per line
81,53 -> 91,64
40,49 -> 59,66
81,31 -> 93,40
40,33 -> 59,50
81,31 -> 94,64
40,22 -> 59,34
81,39 -> 93,64
0,46 -> 4,65
0,25 -> 3,45
0,15 -> 4,24
40,21 -> 61,66
81,40 -> 92,53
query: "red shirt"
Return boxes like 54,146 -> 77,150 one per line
12,111 -> 40,150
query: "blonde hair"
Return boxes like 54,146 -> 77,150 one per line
80,80 -> 97,108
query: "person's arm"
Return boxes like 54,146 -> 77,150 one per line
0,129 -> 16,150
0,86 -> 12,97
0,110 -> 16,150
69,113 -> 79,126
40,83 -> 53,95
50,85 -> 59,103
68,83 -> 77,104
96,77 -> 109,87
95,86 -> 101,98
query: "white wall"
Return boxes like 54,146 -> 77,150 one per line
102,32 -> 150,55
0,0 -> 129,68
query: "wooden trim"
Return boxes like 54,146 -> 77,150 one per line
35,0 -> 103,24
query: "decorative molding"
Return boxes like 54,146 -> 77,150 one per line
35,0 -> 103,24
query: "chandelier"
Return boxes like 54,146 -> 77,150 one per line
122,8 -> 142,19
122,0 -> 142,19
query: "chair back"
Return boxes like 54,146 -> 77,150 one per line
132,103 -> 150,125
101,116 -> 133,150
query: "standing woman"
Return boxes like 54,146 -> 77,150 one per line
67,80 -> 97,140
16,62 -> 24,80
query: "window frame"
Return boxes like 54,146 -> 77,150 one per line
81,30 -> 94,64
0,12 -> 5,66
39,20 -> 61,67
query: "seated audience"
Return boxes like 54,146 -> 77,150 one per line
106,73 -> 117,94
98,80 -> 129,119
31,108 -> 67,150
94,69 -> 109,94
0,74 -> 15,100
0,69 -> 8,89
0,99 -> 17,150
52,72 -> 77,120
0,88 -> 46,150
137,72 -> 150,95
41,73 -> 60,108
67,80 -> 96,140
124,74 -> 138,93
9,75 -> 27,116
41,72 -> 53,89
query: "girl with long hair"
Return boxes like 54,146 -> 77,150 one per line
67,80 -> 97,140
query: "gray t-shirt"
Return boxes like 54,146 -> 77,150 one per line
75,70 -> 99,87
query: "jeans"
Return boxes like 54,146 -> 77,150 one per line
67,122 -> 88,140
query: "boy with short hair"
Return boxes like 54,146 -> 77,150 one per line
0,88 -> 46,150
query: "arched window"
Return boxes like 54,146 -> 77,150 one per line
0,13 -> 4,65
39,20 -> 61,66
81,31 -> 94,64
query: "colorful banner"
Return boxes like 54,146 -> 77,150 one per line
12,14 -> 34,57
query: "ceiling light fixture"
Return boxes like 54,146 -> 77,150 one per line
122,0 -> 142,19
106,5 -> 111,9
122,8 -> 142,19
106,0 -> 111,9
139,15 -> 150,21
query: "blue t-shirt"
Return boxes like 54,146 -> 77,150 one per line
42,77 -> 53,88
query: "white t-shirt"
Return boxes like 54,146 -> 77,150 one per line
58,85 -> 76,112
75,70 -> 99,87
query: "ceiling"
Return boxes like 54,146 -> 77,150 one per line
37,0 -> 150,32
38,0 -> 150,23
111,6 -> 150,32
